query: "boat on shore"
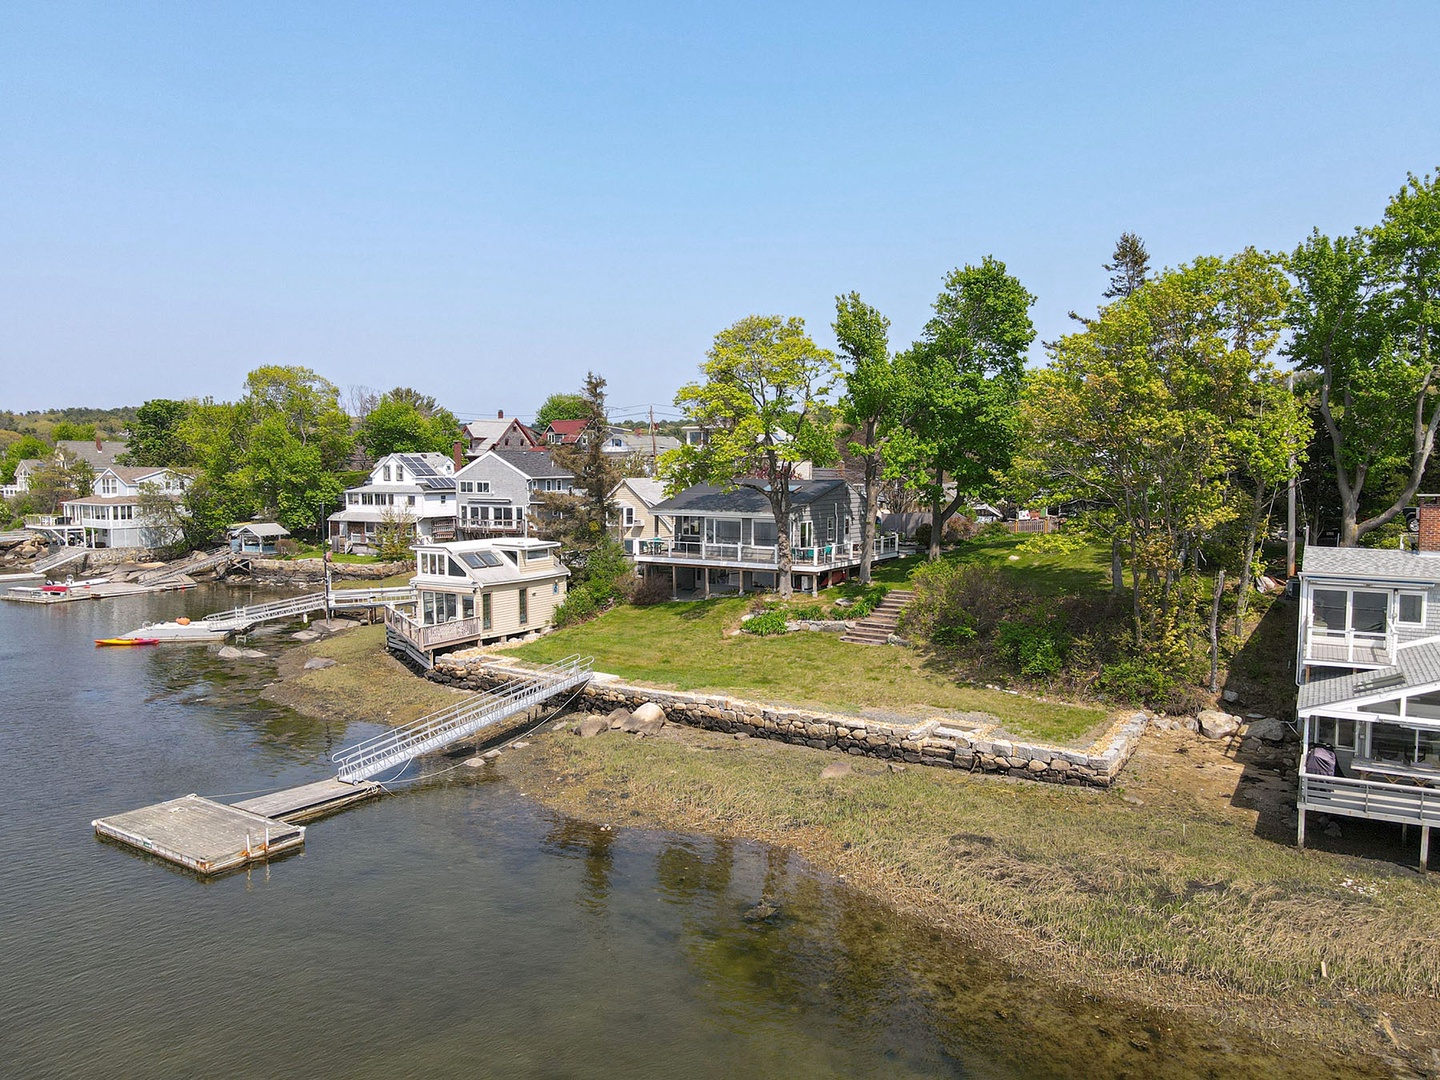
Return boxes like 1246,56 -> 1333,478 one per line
122,620 -> 230,642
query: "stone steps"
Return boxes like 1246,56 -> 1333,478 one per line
840,588 -> 914,646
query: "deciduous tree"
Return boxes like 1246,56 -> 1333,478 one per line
833,292 -> 896,583
662,315 -> 839,597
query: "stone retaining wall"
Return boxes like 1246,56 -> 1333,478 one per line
427,655 -> 1146,788
244,558 -> 411,585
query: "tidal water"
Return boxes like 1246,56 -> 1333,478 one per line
0,586 -> 1379,1079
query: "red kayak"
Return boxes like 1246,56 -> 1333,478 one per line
95,638 -> 160,647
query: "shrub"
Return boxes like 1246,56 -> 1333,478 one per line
742,610 -> 789,636
847,584 -> 888,619
994,619 -> 1067,679
631,573 -> 673,606
1098,657 -> 1176,706
553,588 -> 600,628
789,602 -> 826,621
1016,531 -> 1084,556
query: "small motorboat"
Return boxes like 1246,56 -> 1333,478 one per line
95,638 -> 160,647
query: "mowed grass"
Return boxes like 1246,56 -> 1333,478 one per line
502,597 -> 1106,744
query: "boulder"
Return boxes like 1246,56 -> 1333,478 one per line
1242,717 -> 1288,743
303,657 -> 337,670
292,630 -> 321,642
217,645 -> 266,660
632,701 -> 666,726
575,716 -> 609,738
820,761 -> 852,779
606,707 -> 632,730
1196,710 -> 1240,739
635,716 -> 666,737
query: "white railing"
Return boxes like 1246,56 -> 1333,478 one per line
1304,628 -> 1392,666
333,654 -> 592,782
635,532 -> 901,568
385,604 -> 491,650
1300,772 -> 1440,828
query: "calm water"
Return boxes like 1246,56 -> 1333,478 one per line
0,586 -> 1377,1079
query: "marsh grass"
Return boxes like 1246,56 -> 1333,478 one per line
507,727 -> 1440,1008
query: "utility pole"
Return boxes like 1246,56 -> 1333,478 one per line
1286,372 -> 1297,580
649,406 -> 657,466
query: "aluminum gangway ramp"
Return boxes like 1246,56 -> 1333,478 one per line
137,549 -> 237,585
199,586 -> 415,632
332,654 -> 593,783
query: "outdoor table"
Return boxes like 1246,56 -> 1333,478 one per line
1350,758 -> 1440,787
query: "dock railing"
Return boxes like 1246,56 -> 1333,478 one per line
332,654 -> 592,782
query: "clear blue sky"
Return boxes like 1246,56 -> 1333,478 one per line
3,2 -> 1437,427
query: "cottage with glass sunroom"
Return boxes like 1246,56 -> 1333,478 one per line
383,537 -> 569,668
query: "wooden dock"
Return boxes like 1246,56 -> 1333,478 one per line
93,779 -> 382,875
93,795 -> 305,875
234,777 -> 382,823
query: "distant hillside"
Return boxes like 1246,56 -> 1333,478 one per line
0,406 -> 138,448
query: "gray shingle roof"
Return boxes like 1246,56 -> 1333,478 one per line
1301,546 -> 1440,584
650,479 -> 849,515
488,448 -> 574,480
1299,641 -> 1440,711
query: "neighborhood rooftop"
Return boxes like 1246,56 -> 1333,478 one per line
1301,546 -> 1440,583
649,479 -> 849,515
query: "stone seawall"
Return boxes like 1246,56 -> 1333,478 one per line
244,558 -> 411,586
427,655 -> 1146,788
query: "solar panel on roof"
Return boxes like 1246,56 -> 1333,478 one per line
402,454 -> 438,477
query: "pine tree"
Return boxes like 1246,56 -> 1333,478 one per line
1102,232 -> 1151,299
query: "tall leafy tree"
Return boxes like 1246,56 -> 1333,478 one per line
547,372 -> 620,561
1287,171 -> 1440,546
662,315 -> 839,598
533,392 -> 589,433
357,393 -> 462,457
890,258 -> 1036,560
120,399 -> 193,467
833,292 -> 896,584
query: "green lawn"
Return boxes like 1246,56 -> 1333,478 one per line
502,596 -> 1107,745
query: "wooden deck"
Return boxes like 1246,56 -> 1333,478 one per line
234,777 -> 382,823
92,795 -> 305,875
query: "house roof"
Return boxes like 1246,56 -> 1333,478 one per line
481,448 -> 575,480
101,466 -> 172,484
56,440 -> 128,468
602,431 -> 681,455
230,522 -> 290,538
650,479 -> 850,516
1299,642 -> 1440,716
1300,546 -> 1440,584
464,417 -> 537,449
413,537 -> 570,585
615,477 -> 665,506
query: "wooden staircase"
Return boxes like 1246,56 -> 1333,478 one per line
840,588 -> 914,646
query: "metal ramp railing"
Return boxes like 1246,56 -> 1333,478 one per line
332,654 -> 593,783
34,546 -> 88,574
137,549 -> 236,584
198,586 -> 415,632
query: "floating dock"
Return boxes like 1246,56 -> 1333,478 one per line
92,795 -> 306,875
93,779 -> 381,875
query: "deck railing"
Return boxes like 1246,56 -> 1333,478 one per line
634,532 -> 900,567
1299,772 -> 1440,828
384,604 -> 491,651
1304,628 -> 1392,666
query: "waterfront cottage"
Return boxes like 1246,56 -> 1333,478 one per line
328,452 -> 456,554
58,466 -> 188,548
384,536 -> 569,667
453,448 -> 574,539
1296,495 -> 1440,866
634,479 -> 900,597
228,521 -> 291,556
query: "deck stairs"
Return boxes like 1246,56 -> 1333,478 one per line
137,549 -> 238,585
840,588 -> 914,646
199,586 -> 415,632
33,546 -> 89,575
332,654 -> 593,782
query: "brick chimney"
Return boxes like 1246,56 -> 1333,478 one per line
1420,495 -> 1440,553
95,435 -> 103,451
497,409 -> 504,419
452,440 -> 465,474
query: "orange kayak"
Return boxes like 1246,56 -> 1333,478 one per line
95,638 -> 160,647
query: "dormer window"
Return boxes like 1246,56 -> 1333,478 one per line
383,466 -> 391,482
